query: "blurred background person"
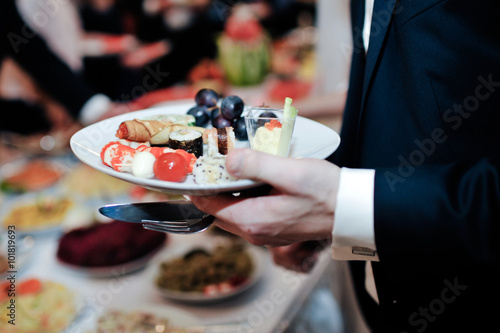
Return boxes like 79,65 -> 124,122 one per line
0,0 -> 130,138
261,0 -> 350,122
75,0 -> 217,100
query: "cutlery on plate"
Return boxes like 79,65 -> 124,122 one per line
98,201 -> 214,234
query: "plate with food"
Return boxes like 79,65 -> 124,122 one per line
56,220 -> 167,277
0,192 -> 77,235
0,278 -> 83,333
78,304 -> 201,333
0,157 -> 67,194
70,92 -> 340,194
153,241 -> 266,303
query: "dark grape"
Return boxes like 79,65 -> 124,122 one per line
257,111 -> 278,127
187,105 -> 210,127
221,95 -> 244,121
212,114 -> 233,129
210,107 -> 220,124
195,89 -> 219,108
233,117 -> 248,141
259,111 -> 277,118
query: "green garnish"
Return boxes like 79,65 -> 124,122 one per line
277,97 -> 298,157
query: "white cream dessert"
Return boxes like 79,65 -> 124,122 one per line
251,119 -> 282,155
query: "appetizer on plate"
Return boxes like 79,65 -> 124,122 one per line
0,278 -> 80,333
98,90 -> 299,187
71,95 -> 340,194
99,91 -> 248,185
115,115 -> 205,145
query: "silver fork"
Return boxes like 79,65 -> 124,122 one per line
99,201 -> 215,234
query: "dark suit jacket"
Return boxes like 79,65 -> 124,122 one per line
0,0 -> 95,132
333,0 -> 500,332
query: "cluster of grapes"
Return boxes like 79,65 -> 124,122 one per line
187,89 -> 248,140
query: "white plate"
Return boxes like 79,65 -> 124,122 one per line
153,245 -> 266,303
75,304 -> 201,332
0,191 -> 78,236
70,103 -> 340,195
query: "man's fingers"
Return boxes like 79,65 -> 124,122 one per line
226,149 -> 306,192
190,194 -> 241,217
270,243 -> 318,273
190,192 -> 278,223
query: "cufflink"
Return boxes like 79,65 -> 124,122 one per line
352,246 -> 376,256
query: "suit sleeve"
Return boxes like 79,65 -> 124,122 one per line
2,0 -> 96,119
374,159 -> 500,265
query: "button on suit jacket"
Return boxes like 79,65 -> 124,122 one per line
333,1 -> 500,332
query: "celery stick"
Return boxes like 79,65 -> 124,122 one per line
277,97 -> 298,157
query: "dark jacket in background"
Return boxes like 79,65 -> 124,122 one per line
0,0 -> 95,133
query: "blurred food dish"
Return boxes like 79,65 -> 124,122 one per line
155,242 -> 266,303
1,195 -> 74,233
0,278 -> 81,333
62,163 -> 132,198
0,158 -> 65,193
80,304 -> 200,333
56,220 -> 166,277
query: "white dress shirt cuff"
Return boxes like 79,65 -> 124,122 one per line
331,167 -> 379,261
79,94 -> 112,126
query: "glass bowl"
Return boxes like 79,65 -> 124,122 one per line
244,108 -> 293,156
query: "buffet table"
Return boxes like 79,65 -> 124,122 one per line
0,150 -> 338,333
12,224 -> 333,332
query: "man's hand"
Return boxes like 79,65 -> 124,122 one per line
270,240 -> 330,273
190,149 -> 341,247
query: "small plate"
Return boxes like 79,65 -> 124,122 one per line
153,245 -> 266,303
0,192 -> 77,236
70,102 -> 340,195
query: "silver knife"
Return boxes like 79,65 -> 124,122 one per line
98,201 -> 207,223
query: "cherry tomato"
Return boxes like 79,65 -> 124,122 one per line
153,153 -> 188,182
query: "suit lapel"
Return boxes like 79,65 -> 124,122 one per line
358,0 -> 398,127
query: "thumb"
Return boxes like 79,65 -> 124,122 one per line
226,148 -> 305,190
